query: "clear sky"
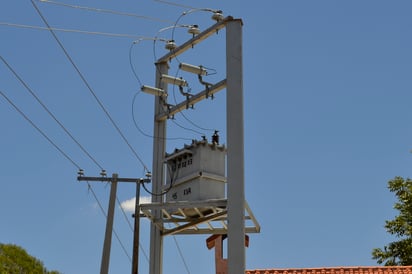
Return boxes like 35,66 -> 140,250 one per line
1,1 -> 412,273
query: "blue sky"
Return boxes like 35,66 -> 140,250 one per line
1,1 -> 412,273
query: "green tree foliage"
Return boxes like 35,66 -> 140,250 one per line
372,176 -> 412,266
0,243 -> 61,274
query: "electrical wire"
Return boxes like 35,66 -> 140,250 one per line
0,90 -> 81,170
0,89 -> 145,264
30,0 -> 150,172
132,92 -> 193,141
0,22 -> 147,39
38,0 -> 175,24
0,55 -> 104,171
1,89 -> 128,260
152,0 -> 198,10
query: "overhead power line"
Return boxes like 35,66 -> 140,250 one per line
38,0 -> 175,24
153,0 -> 198,10
30,0 -> 150,172
0,55 -> 104,171
0,22 -> 148,39
0,90 -> 136,263
0,90 -> 80,170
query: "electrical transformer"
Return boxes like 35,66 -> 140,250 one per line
164,138 -> 226,217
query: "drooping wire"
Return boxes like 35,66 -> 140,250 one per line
132,92 -> 193,141
0,55 -> 104,171
30,0 -> 150,172
0,90 -> 81,170
0,22 -> 148,39
129,37 -> 169,87
170,67 -> 216,133
38,0 -> 175,24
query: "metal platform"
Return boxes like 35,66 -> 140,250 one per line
140,199 -> 260,236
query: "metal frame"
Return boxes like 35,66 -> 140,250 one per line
141,199 -> 260,236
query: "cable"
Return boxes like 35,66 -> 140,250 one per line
132,93 -> 193,141
0,55 -> 104,171
0,90 -> 80,170
152,0 -> 198,10
30,0 -> 150,172
0,22 -> 147,39
0,89 -> 136,263
38,0 -> 175,24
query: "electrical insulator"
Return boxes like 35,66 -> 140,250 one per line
212,10 -> 224,22
188,25 -> 200,36
165,40 -> 177,51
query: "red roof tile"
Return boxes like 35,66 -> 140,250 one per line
246,266 -> 412,274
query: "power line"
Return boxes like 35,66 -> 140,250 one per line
38,0 -> 175,24
152,0 -> 198,10
0,22 -> 147,39
30,0 -> 150,172
0,90 -> 135,263
0,90 -> 81,170
0,55 -> 104,171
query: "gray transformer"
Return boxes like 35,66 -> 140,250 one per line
164,140 -> 226,217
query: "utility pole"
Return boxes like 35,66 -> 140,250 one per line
77,171 -> 150,274
144,16 -> 247,274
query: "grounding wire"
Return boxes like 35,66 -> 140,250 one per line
0,55 -> 104,171
38,0 -> 175,24
0,22 -> 147,39
0,90 -> 81,170
30,0 -> 150,172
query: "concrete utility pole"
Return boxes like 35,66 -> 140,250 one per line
225,19 -> 246,274
77,172 -> 150,274
149,60 -> 169,274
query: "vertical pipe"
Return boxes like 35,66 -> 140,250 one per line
226,19 -> 245,274
149,61 -> 168,274
101,174 -> 118,274
132,181 -> 141,274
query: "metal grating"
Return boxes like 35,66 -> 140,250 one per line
140,199 -> 260,236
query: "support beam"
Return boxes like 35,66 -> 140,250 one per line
156,79 -> 226,122
149,61 -> 168,274
226,19 -> 246,274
